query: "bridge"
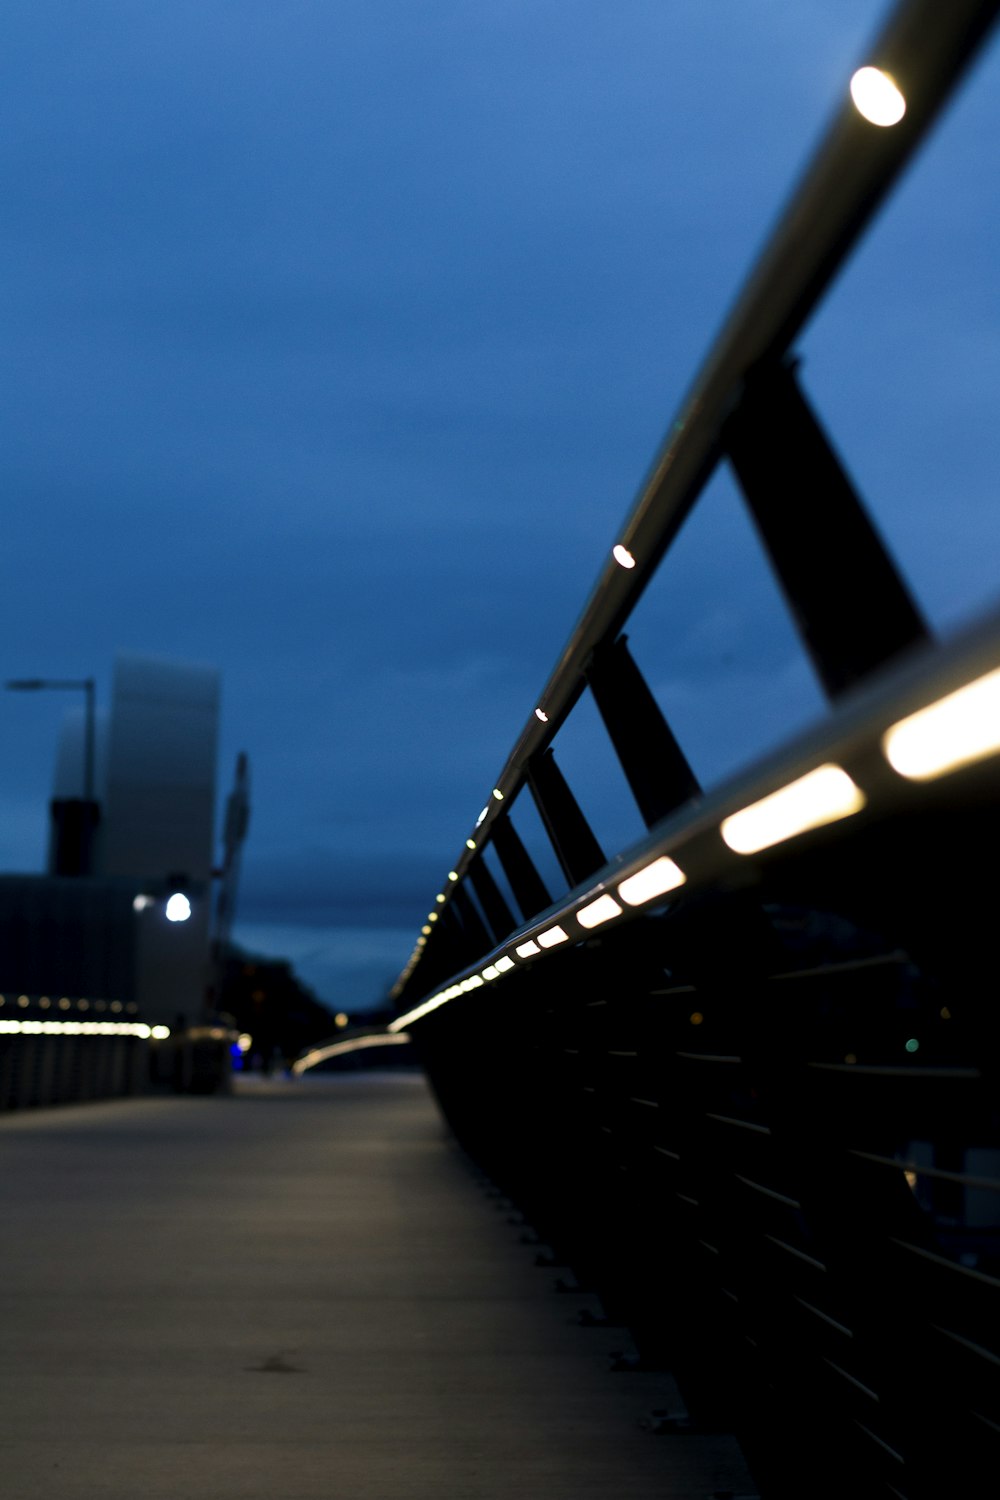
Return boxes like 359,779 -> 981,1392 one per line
2,2 -> 998,1496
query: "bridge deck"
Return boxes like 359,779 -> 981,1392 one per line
0,1072 -> 752,1499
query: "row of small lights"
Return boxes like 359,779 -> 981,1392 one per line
0,1019 -> 171,1039
392,655 -> 1000,1033
392,63 -> 911,999
0,995 -> 137,1013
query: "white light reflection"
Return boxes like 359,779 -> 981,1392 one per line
720,764 -> 865,854
576,893 -> 622,929
617,856 -> 686,906
883,666 -> 1000,781
612,544 -> 636,569
850,66 -> 906,126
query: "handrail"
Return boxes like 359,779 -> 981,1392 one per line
394,0 -> 1000,1001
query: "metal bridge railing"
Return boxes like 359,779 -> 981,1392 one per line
390,3 -> 1000,1496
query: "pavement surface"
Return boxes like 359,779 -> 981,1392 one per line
0,1070 -> 754,1498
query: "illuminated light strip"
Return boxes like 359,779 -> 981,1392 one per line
720,765 -> 865,855
618,856 -> 686,906
492,787 -> 504,801
292,1032 -> 411,1075
482,965 -> 500,980
0,1019 -> 166,1039
389,993 -> 449,1030
534,708 -> 548,723
537,924 -> 569,948
612,544 -> 636,569
495,955 -> 515,973
882,666 -> 1000,781
516,940 -> 540,958
577,893 -> 622,929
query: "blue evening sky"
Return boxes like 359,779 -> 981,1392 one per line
2,2 -> 998,1008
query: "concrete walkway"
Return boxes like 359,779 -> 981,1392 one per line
0,1071 -> 753,1498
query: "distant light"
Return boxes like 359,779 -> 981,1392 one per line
335,1012 -> 349,1028
428,912 -> 438,922
516,940 -> 540,958
435,893 -> 445,904
850,66 -> 906,126
448,871 -> 458,881
720,765 -> 864,854
492,787 -> 504,801
845,1053 -> 857,1065
58,998 -> 71,1011
617,856 -> 686,907
39,997 -> 51,1009
577,893 -> 622,929
612,544 -> 636,570
237,1033 -> 253,1053
883,666 -> 1000,781
0,1018 -> 161,1039
482,965 -> 500,981
466,838 -> 477,850
132,894 -> 154,912
17,995 -> 29,1008
150,1025 -> 171,1040
495,955 -> 515,973
537,924 -> 568,948
689,1012 -> 704,1026
475,806 -> 489,827
535,708 -> 549,723
905,1037 -> 920,1054
165,893 -> 192,923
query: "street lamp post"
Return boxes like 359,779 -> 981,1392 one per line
5,676 -> 99,874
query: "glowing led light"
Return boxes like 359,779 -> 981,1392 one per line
612,544 -> 636,569
448,871 -> 458,881
720,765 -> 865,855
495,955 -> 515,973
466,838 -> 477,850
0,1018 -> 162,1039
850,66 -> 906,126
482,965 -> 500,980
535,708 -> 549,723
237,1033 -> 253,1052
421,925 -> 431,935
516,940 -> 540,958
132,894 -> 154,912
537,924 -> 568,948
576,893 -> 622,929
165,893 -> 191,923
435,893 -> 445,904
882,666 -> 1000,781
151,1025 -> 171,1040
492,787 -> 504,801
476,806 -> 489,826
428,912 -> 438,922
905,1037 -> 920,1054
617,856 -> 687,906
690,1012 -> 704,1026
